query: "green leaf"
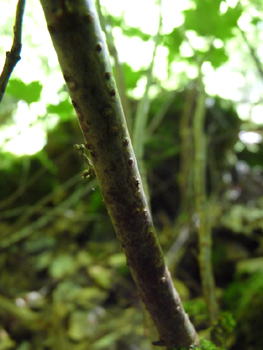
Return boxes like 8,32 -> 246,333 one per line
46,98 -> 74,121
68,311 -> 90,340
53,281 -> 81,303
216,6 -> 243,39
162,28 -> 183,64
183,0 -> 220,37
251,17 -> 262,26
16,341 -> 31,350
76,287 -> 107,307
49,254 -> 76,278
5,79 -> 43,104
122,26 -> 151,41
122,63 -> 147,90
93,333 -> 118,350
200,337 -> 221,350
183,1 -> 242,40
108,253 -> 126,268
208,47 -> 229,68
237,257 -> 263,275
109,16 -> 151,41
88,265 -> 113,289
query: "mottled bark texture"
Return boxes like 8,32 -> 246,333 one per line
39,1 -> 199,348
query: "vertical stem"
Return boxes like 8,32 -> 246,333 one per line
96,0 -> 133,134
239,27 -> 263,80
193,70 -> 218,324
179,86 -> 196,218
132,5 -> 162,204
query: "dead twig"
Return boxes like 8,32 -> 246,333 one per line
0,0 -> 26,103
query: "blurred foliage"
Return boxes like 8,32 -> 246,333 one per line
183,2 -> 242,40
46,98 -> 74,122
5,80 -> 43,105
1,0 -> 263,349
223,272 -> 263,350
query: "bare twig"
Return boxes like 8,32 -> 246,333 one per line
179,85 -> 196,218
0,177 -> 97,249
193,69 -> 218,324
147,91 -> 177,136
179,29 -> 219,324
96,0 -> 132,134
0,147 -> 75,211
132,5 -> 162,204
239,27 -> 263,80
0,0 -> 26,103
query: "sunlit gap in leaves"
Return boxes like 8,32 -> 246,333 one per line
2,101 -> 46,156
0,0 -> 63,155
239,131 -> 262,145
1,0 -> 191,156
1,0 -> 261,156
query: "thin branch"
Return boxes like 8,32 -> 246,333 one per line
0,177 -> 97,249
179,85 -> 196,218
132,5 -> 162,204
166,225 -> 190,274
0,0 -> 26,103
147,91 -> 177,137
193,70 -> 218,324
239,27 -> 263,80
0,147 -> 76,211
133,11 -> 162,163
96,0 -> 132,134
180,29 -> 219,324
39,0 -> 199,347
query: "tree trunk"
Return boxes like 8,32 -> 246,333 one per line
39,1 -> 199,348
